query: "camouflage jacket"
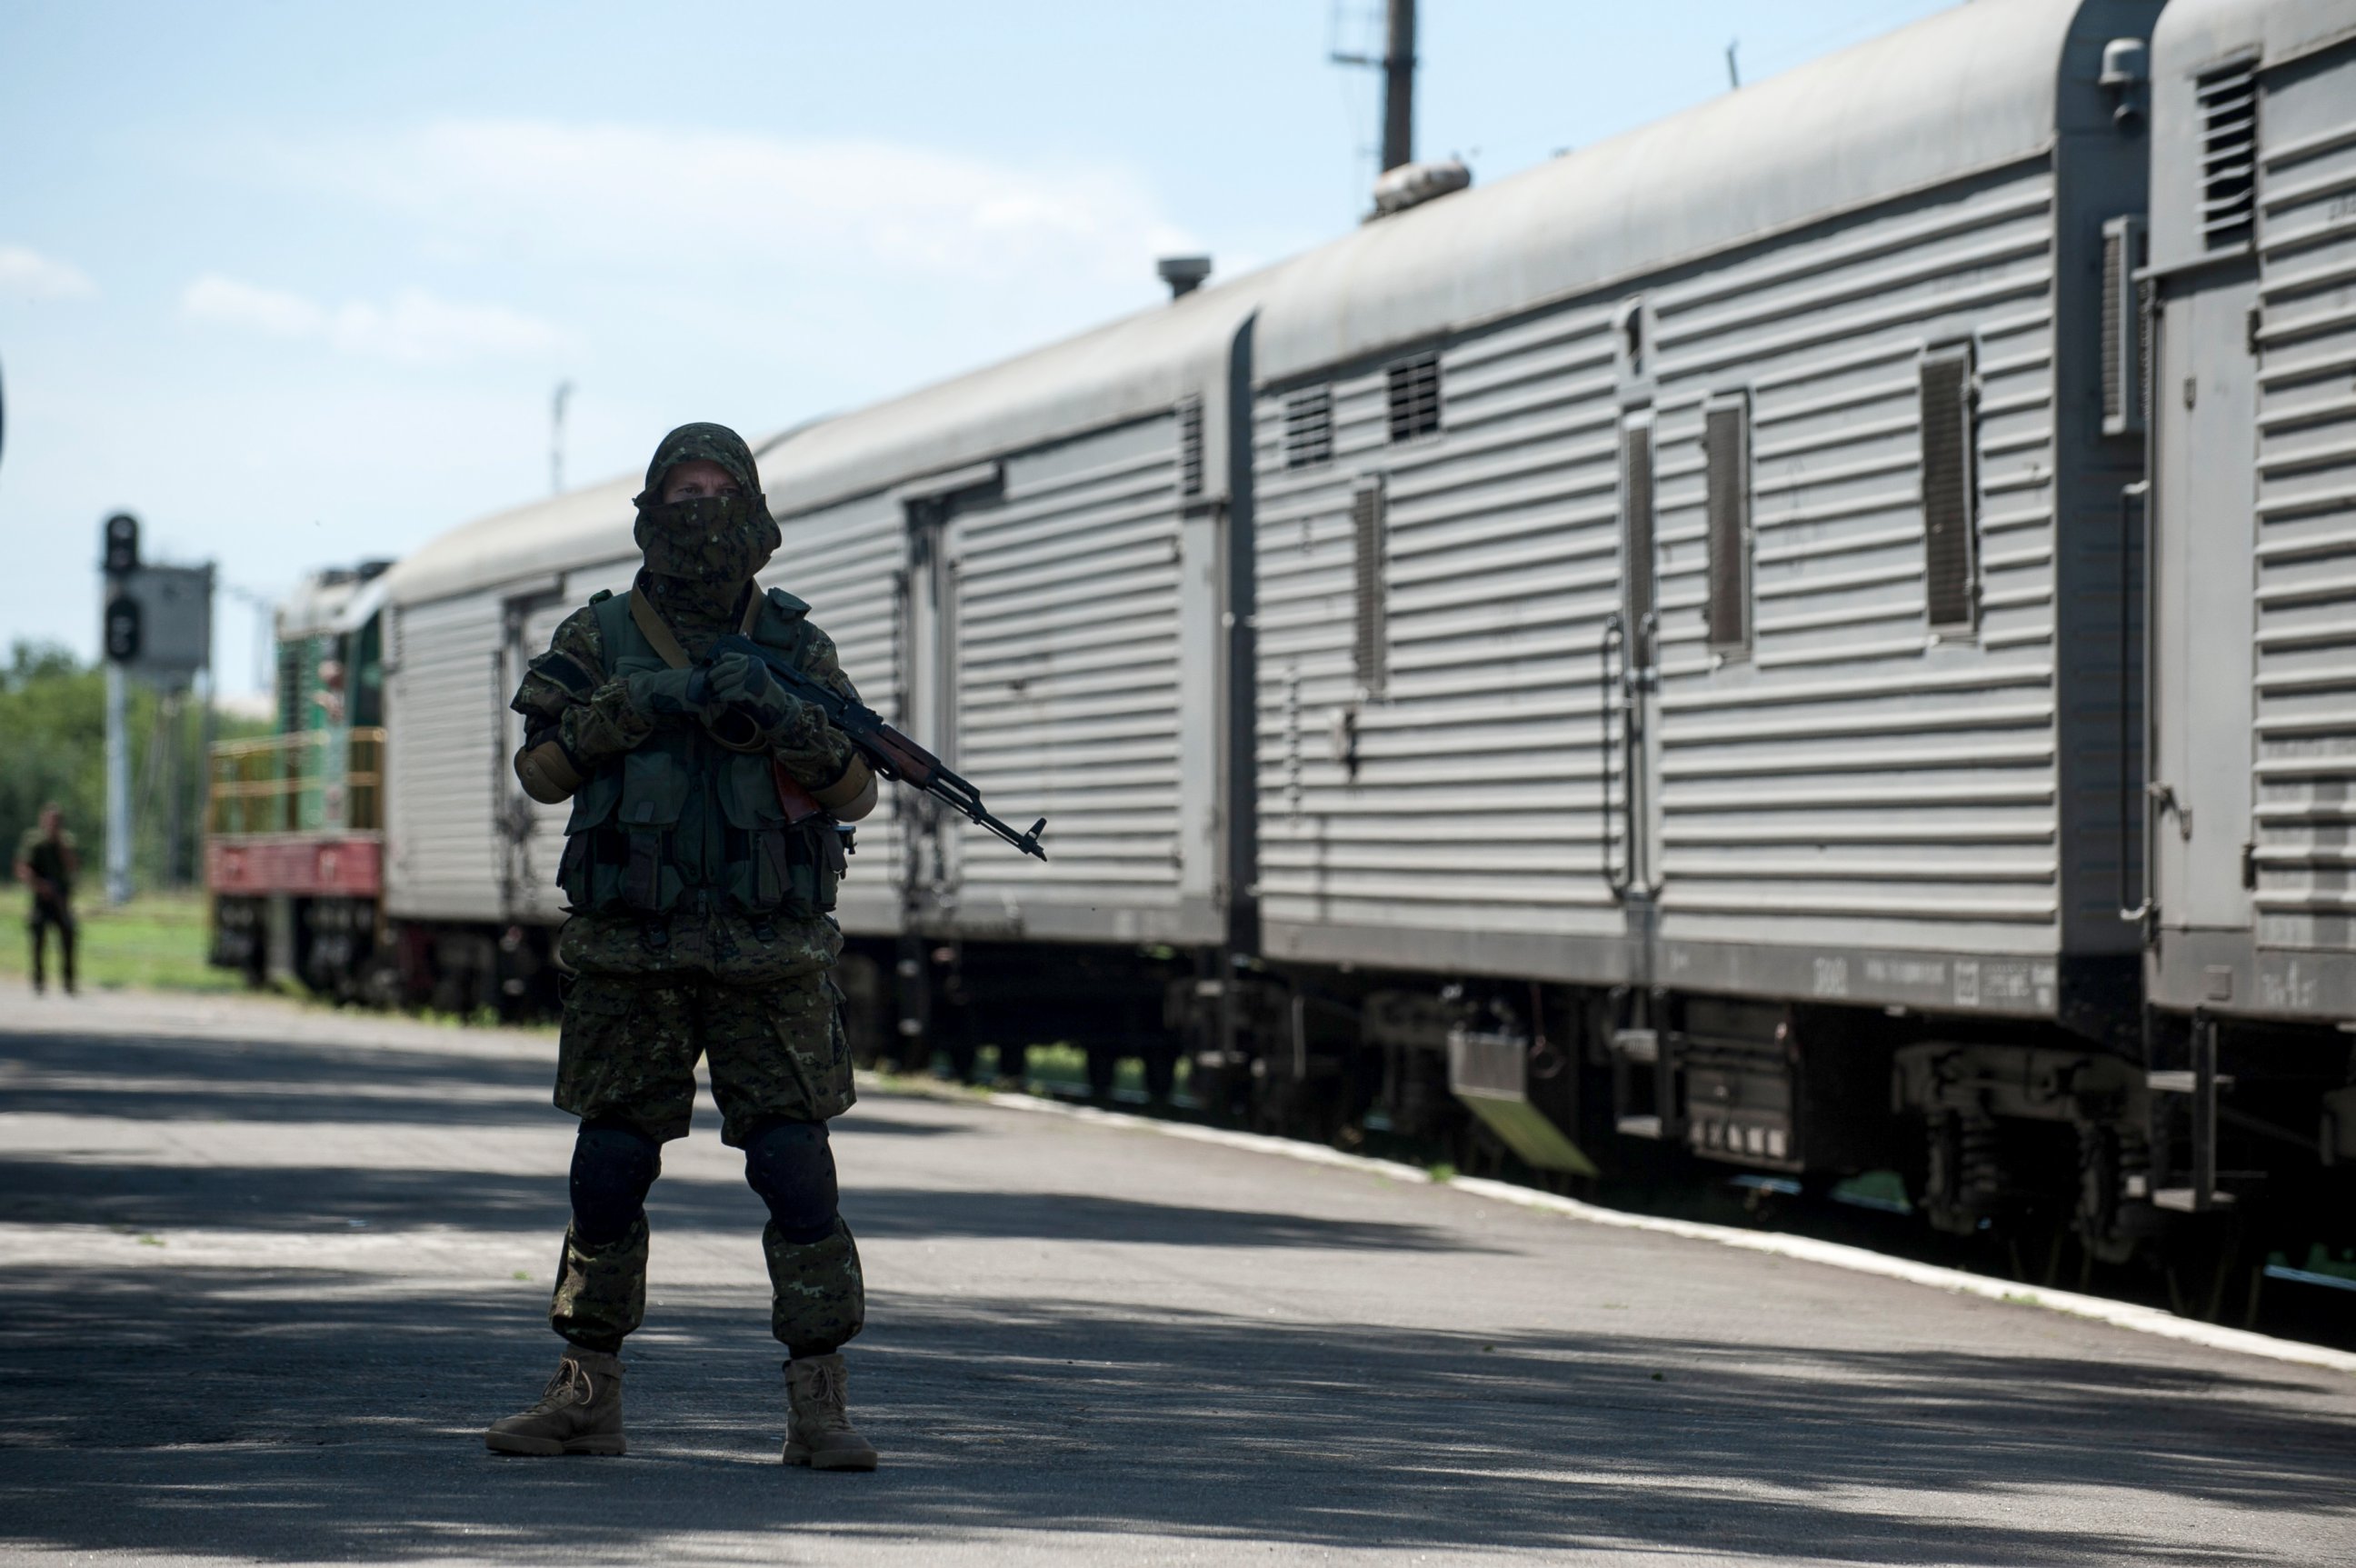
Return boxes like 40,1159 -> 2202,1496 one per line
512,582 -> 861,984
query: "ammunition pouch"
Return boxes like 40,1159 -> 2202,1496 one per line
515,739 -> 584,804
554,588 -> 840,921
811,754 -> 874,814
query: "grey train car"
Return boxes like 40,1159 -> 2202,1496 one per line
755,268 -> 1283,1074
284,0 -> 2351,1291
1236,0 -> 2161,1221
2134,0 -> 2356,1214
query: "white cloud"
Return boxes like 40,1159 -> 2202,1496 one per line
305,120 -> 1199,293
183,274 -> 324,336
0,244 -> 97,301
181,275 -> 562,364
325,289 -> 563,363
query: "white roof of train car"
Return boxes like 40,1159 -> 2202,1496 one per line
764,266 -> 1282,517
1253,0 -> 2157,383
384,273 -> 1280,610
2152,0 -> 2355,64
385,0 -> 2148,613
382,439 -> 781,610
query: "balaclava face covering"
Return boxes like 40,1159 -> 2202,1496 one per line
630,422 -> 783,657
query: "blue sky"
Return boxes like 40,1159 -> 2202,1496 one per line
0,0 -> 1954,694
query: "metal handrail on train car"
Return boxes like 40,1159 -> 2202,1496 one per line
207,728 -> 387,837
1631,611 -> 1662,899
2119,479 -> 2153,926
1600,614 -> 1630,898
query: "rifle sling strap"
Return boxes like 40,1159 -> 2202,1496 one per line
626,587 -> 765,672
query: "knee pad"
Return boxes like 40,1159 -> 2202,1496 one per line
570,1122 -> 661,1246
744,1119 -> 839,1244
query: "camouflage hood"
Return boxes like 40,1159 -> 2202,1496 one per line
631,422 -> 782,654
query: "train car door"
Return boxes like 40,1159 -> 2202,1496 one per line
897,466 -> 1003,923
498,584 -> 569,923
1614,406 -> 1666,904
2151,266 -> 2259,937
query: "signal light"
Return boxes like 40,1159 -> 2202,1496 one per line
104,594 -> 142,663
104,513 -> 140,576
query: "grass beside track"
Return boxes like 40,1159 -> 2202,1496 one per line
0,890 -> 240,995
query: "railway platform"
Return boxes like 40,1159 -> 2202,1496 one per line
1,990 -> 2351,1566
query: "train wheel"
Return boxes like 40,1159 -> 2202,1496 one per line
942,1039 -> 979,1084
1142,1044 -> 1178,1104
995,1041 -> 1031,1088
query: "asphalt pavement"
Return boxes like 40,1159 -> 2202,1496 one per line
1,989 -> 2351,1567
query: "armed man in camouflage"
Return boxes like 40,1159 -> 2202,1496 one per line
485,423 -> 883,1470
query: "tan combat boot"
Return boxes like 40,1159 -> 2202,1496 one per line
782,1353 -> 877,1471
485,1345 -> 625,1456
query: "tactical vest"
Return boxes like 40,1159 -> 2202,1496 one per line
556,586 -> 843,920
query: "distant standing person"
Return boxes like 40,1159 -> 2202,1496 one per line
484,423 -> 882,1469
15,804 -> 79,995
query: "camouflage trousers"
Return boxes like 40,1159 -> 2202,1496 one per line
554,967 -> 855,1144
546,966 -> 864,1354
550,1215 -> 865,1356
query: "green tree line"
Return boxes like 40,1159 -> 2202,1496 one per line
2,641 -> 270,894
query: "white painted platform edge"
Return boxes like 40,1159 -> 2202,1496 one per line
972,1088 -> 2356,1378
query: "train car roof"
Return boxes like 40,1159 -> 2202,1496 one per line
380,434 -> 797,609
384,274 -> 1282,607
1252,0 -> 2160,384
2152,0 -> 2356,66
760,264 -> 1281,517
383,0 -> 2152,613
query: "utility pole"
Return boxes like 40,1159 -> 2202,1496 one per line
105,662 -> 131,904
1332,0 -> 1418,173
1383,0 -> 1415,171
100,514 -> 139,906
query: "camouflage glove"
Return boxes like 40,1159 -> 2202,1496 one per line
624,666 -> 715,722
704,651 -> 816,739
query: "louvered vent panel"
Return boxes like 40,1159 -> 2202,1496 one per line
1284,385 -> 1333,469
1703,396 -> 1752,654
1177,395 -> 1204,496
2198,61 -> 2259,251
2100,215 -> 2147,437
1921,347 -> 1979,632
2139,277 -> 2156,435
1351,476 -> 1388,696
1385,353 -> 1442,443
276,644 -> 303,731
2101,226 -> 2126,430
1621,420 -> 1657,623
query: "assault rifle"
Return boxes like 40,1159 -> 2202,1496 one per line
710,633 -> 1048,861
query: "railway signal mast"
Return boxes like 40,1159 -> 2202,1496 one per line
98,512 -> 215,904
